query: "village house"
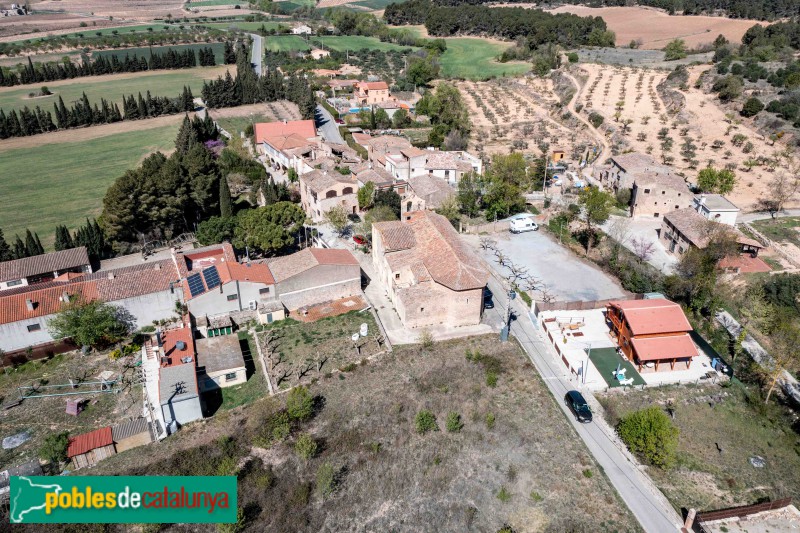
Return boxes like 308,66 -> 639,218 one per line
265,247 -> 361,317
67,427 -> 116,469
0,258 -> 182,353
0,247 -> 92,291
299,169 -> 359,221
660,207 -> 763,258
596,153 -> 675,192
424,151 -> 482,185
292,24 -> 312,35
693,193 -> 739,226
142,321 -> 203,434
606,298 -> 699,372
630,172 -> 693,217
405,174 -> 456,213
255,120 -> 318,177
353,133 -> 413,167
194,335 -> 247,392
384,147 -> 429,182
355,81 -> 390,105
372,211 -> 488,329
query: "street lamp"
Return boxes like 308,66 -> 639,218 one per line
500,289 -> 516,342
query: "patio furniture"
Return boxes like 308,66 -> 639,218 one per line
619,377 -> 634,386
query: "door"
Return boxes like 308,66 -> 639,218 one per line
267,313 -> 273,324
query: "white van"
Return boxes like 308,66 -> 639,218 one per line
509,216 -> 539,233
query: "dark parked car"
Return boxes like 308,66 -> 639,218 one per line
564,390 -> 592,423
483,288 -> 494,309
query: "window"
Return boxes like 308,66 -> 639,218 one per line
444,170 -> 450,178
662,190 -> 666,195
420,307 -> 424,312
654,213 -> 659,217
225,372 -> 237,382
27,323 -> 41,332
644,188 -> 650,193
7,279 -> 22,287
259,287 -> 270,295
227,294 -> 238,301
342,187 -> 353,194
326,190 -> 337,199
395,273 -> 400,279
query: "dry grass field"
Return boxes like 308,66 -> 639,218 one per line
210,100 -> 302,135
458,78 -> 595,159
0,14 -> 121,40
67,335 -> 640,532
547,5 -> 765,50
33,0 -> 186,21
577,63 -> 791,210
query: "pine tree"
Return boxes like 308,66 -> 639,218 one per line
0,227 -> 12,261
262,177 -> 278,205
13,234 -> 26,259
174,115 -> 198,155
34,232 -> 45,255
54,224 -> 74,251
24,229 -> 39,256
219,176 -> 233,218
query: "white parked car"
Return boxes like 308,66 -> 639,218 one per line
509,216 -> 539,233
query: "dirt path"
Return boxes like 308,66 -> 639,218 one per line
0,114 -> 184,152
561,68 -> 610,169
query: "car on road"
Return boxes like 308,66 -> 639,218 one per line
483,288 -> 494,309
353,235 -> 367,245
564,390 -> 592,423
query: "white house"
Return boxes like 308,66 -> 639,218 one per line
693,194 -> 739,226
292,24 -> 312,35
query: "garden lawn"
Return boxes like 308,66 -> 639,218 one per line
0,66 -> 229,115
0,124 -> 179,249
311,35 -> 416,52
264,35 -> 311,52
750,216 -> 800,249
439,38 -> 530,80
588,347 -> 646,388
218,332 -> 267,411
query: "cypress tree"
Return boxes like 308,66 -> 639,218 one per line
54,224 -> 74,251
34,232 -> 45,255
24,229 -> 38,257
219,176 -> 233,218
12,235 -> 26,259
0,228 -> 12,261
174,115 -> 198,155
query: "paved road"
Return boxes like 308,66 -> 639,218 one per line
316,104 -> 345,144
738,208 -> 800,223
482,270 -> 683,532
247,33 -> 263,76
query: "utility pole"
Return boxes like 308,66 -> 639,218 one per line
500,289 -> 516,342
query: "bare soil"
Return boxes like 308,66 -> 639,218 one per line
546,5 -> 765,50
71,335 -> 640,532
0,14 -> 119,39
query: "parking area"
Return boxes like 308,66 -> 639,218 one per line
467,230 -> 627,302
602,215 -> 678,273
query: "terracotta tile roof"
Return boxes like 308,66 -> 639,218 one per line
401,147 -> 428,158
358,81 -> 389,91
630,334 -> 698,361
67,427 -> 113,457
408,174 -> 454,208
0,282 -> 99,326
607,299 -> 692,336
255,120 -> 316,144
352,133 -> 372,146
263,133 -> 316,152
663,208 -> 717,249
635,171 -> 690,192
718,255 -> 771,273
0,247 -> 90,283
300,169 -> 357,194
377,211 -> 487,291
611,153 -> 671,174
95,260 -> 179,302
356,167 -> 394,187
227,262 -> 275,285
374,223 -> 415,252
268,248 -> 358,282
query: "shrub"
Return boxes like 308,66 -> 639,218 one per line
446,412 -> 463,433
419,328 -> 434,349
582,469 -> 593,478
741,97 -> 764,117
286,385 -> 314,421
253,411 -> 290,448
316,462 -> 337,497
496,486 -> 511,502
588,112 -> 604,128
294,433 -> 318,462
486,371 -> 498,387
617,406 -> 679,468
486,412 -> 496,429
530,490 -> 543,502
415,410 -> 438,434
39,432 -> 69,464
567,52 -> 579,63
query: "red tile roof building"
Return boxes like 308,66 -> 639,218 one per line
606,299 -> 699,371
372,211 -> 488,329
67,426 -> 116,469
0,247 -> 91,290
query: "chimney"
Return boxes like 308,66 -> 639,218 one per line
25,299 -> 34,311
107,272 -> 115,280
681,509 -> 696,533
699,194 -> 707,205
154,263 -> 161,270
283,119 -> 288,124
60,291 -> 69,303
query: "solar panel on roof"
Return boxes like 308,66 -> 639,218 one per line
202,266 -> 221,290
187,273 -> 205,297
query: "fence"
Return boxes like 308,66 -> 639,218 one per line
1,339 -> 76,367
461,220 -> 509,234
697,498 -> 792,526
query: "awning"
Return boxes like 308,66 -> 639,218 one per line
630,334 -> 698,362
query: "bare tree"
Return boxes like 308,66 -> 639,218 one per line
482,239 -> 553,302
760,325 -> 800,404
757,171 -> 800,217
631,237 -> 656,262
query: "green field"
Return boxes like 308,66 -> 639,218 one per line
94,43 -> 227,64
188,0 -> 242,5
0,66 -> 226,114
264,35 -> 311,52
0,124 -> 179,249
439,38 -> 530,79
11,24 -> 176,45
350,0 -> 397,9
311,35 -> 416,52
199,21 -> 288,31
214,113 -> 274,135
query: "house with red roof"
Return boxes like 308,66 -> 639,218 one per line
68,427 -> 116,469
606,299 -> 699,372
356,81 -> 390,105
255,120 -> 318,177
372,211 -> 488,329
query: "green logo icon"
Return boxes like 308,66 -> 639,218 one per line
9,476 -> 237,524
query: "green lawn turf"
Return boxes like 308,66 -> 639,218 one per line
0,124 -> 179,249
439,38 -> 530,80
93,42 -> 227,65
264,35 -> 311,52
218,332 -> 267,411
311,35 -> 416,52
215,112 -> 275,135
588,347 -> 646,388
0,66 -> 227,115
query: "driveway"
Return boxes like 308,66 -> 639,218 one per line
602,215 -> 678,274
316,104 -> 345,145
466,230 -> 626,302
247,33 -> 263,76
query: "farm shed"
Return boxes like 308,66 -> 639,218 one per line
112,418 -> 153,453
67,427 -> 116,469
